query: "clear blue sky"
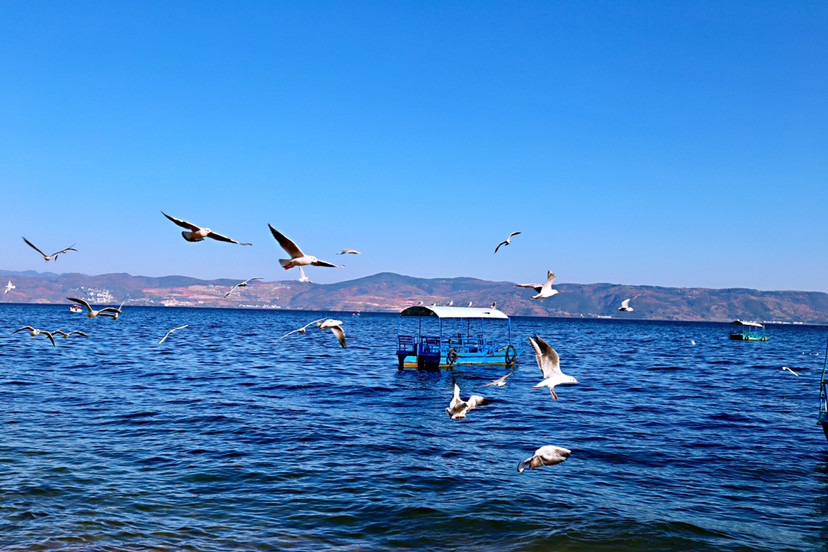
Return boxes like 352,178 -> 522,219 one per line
2,1 -> 826,291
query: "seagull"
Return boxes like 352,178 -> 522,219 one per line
481,372 -> 513,388
279,319 -> 326,340
4,280 -> 14,294
517,445 -> 572,473
780,366 -> 800,377
445,382 -> 491,419
22,237 -> 76,262
99,297 -> 130,320
494,231 -> 521,253
268,224 -> 340,270
224,277 -> 263,298
13,326 -> 56,346
618,298 -> 634,312
159,324 -> 188,344
67,297 -> 122,319
491,302 -> 497,309
529,334 -> 579,399
52,330 -> 88,339
317,318 -> 346,348
162,212 -> 252,245
516,271 -> 559,300
337,249 -> 361,255
298,267 -> 312,283
467,301 -> 473,307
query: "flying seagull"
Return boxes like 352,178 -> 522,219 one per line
516,271 -> 559,300
159,324 -> 189,344
494,231 -> 521,253
268,224 -> 340,270
337,249 -> 360,255
317,318 -> 346,348
445,382 -> 491,420
517,445 -> 572,473
22,237 -> 76,262
52,330 -> 88,339
481,372 -> 513,388
67,297 -> 122,319
298,267 -> 312,283
13,326 -> 56,346
279,319 -> 326,340
162,212 -> 252,245
529,334 -> 579,400
4,280 -> 14,294
618,298 -> 633,312
780,366 -> 800,377
224,277 -> 263,298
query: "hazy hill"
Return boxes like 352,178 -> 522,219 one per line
1,270 -> 827,324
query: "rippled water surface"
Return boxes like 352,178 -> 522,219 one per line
2,304 -> 828,550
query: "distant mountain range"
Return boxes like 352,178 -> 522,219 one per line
2,269 -> 828,324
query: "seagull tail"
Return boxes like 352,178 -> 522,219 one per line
279,259 -> 293,269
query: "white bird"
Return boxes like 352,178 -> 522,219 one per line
279,319 -> 325,340
494,231 -> 521,253
337,249 -> 361,255
517,445 -> 572,473
780,366 -> 800,377
13,326 -> 56,346
298,267 -> 312,283
445,382 -> 491,419
52,330 -> 88,339
467,301 -> 473,307
481,372 -> 513,388
159,324 -> 188,344
4,280 -> 14,294
22,237 -> 76,262
491,302 -> 497,309
317,318 -> 346,348
516,271 -> 559,300
67,297 -> 122,319
529,334 -> 579,399
224,277 -> 263,298
162,212 -> 252,245
618,298 -> 634,312
268,224 -> 340,270
99,297 -> 129,320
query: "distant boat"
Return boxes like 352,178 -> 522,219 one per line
69,304 -> 82,313
728,320 -> 768,341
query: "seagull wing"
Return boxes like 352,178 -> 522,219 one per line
509,231 -> 521,239
206,230 -> 252,246
22,237 -> 48,258
466,395 -> 491,410
493,240 -> 508,253
312,259 -> 340,268
329,325 -> 346,348
268,225 -> 305,258
224,283 -> 240,297
52,244 -> 77,256
515,283 -> 542,291
162,211 -> 201,231
67,297 -> 93,313
13,326 -> 36,334
620,298 -> 631,309
529,334 -> 561,378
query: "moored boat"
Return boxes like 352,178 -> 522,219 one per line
396,305 -> 518,369
728,320 -> 768,341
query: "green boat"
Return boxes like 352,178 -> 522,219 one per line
728,320 -> 768,341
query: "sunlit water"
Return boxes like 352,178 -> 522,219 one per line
2,304 -> 828,551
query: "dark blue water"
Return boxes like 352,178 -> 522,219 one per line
2,304 -> 827,551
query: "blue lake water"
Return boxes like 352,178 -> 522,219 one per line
2,304 -> 828,551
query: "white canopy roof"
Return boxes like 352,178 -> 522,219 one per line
400,305 -> 509,320
731,319 -> 765,328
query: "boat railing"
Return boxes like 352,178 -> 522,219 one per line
397,335 -> 417,356
418,336 -> 441,355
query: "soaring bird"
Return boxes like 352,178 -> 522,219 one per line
279,319 -> 326,340
224,277 -> 263,298
52,330 -> 88,339
481,372 -> 513,388
445,382 -> 491,419
4,280 -> 14,294
494,231 -> 521,253
298,267 -> 312,283
67,297 -> 122,319
13,326 -> 56,346
780,366 -> 800,377
516,271 -> 559,300
317,318 -> 346,348
159,324 -> 189,344
268,225 -> 340,270
337,249 -> 360,255
618,298 -> 634,312
22,237 -> 76,262
162,212 -> 251,245
529,334 -> 579,400
517,445 -> 572,473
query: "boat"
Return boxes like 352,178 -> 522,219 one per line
728,320 -> 768,341
396,305 -> 519,369
820,338 -> 828,442
69,304 -> 82,313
